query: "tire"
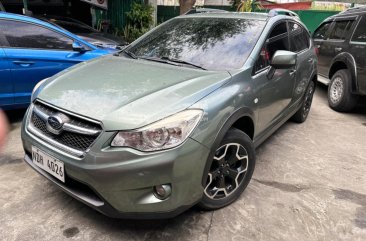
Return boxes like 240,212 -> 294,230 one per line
327,69 -> 358,112
292,80 -> 315,123
199,128 -> 255,210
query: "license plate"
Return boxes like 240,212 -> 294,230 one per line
32,146 -> 65,183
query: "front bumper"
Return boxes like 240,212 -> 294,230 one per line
21,111 -> 210,219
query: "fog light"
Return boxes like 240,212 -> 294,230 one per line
153,184 -> 172,200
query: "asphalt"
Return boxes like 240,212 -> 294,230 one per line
1,85 -> 366,241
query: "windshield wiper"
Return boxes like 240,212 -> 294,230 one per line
160,56 -> 207,70
114,49 -> 138,59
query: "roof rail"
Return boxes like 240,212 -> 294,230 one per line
344,5 -> 366,12
268,8 -> 300,19
184,8 -> 228,15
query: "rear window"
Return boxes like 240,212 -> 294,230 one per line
289,22 -> 309,52
127,17 -> 266,71
351,16 -> 366,43
329,20 -> 354,40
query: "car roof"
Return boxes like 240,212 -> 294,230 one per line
325,6 -> 366,21
0,12 -> 60,27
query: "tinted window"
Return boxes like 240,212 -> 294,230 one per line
313,22 -> 331,40
254,22 -> 289,72
329,20 -> 353,40
54,21 -> 97,34
289,22 -> 309,52
351,16 -> 366,42
127,18 -> 266,71
0,20 -> 73,50
0,32 -> 9,47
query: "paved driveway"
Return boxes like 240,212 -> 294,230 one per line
1,85 -> 366,241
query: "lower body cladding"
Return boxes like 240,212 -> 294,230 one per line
21,120 -> 211,219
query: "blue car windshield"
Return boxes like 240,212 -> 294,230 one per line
127,17 -> 266,71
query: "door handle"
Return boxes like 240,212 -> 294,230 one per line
334,47 -> 342,52
315,45 -> 321,48
290,70 -> 296,76
13,61 -> 35,67
307,58 -> 313,63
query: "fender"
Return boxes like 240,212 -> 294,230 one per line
329,52 -> 358,92
200,107 -> 254,186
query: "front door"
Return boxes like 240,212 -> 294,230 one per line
0,19 -> 95,104
252,21 -> 296,135
0,47 -> 12,107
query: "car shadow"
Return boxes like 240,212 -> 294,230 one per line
55,190 -> 210,240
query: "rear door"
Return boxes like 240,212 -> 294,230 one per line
288,21 -> 314,103
349,15 -> 366,95
0,31 -> 13,107
313,21 -> 333,77
0,19 -> 97,104
315,18 -> 356,78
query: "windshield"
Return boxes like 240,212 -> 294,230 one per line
127,17 -> 266,71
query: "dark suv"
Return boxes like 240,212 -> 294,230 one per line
313,7 -> 366,111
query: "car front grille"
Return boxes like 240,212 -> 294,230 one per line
28,101 -> 102,157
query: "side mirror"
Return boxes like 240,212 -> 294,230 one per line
72,41 -> 87,53
270,50 -> 297,69
267,50 -> 297,79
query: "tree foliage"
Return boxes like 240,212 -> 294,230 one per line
124,2 -> 154,42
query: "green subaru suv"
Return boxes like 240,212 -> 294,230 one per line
21,11 -> 317,218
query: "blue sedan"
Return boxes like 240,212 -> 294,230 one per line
0,12 -> 117,110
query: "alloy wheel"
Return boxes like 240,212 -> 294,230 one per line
204,143 -> 248,200
302,82 -> 315,119
330,77 -> 344,104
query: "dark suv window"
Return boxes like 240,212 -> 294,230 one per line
0,19 -> 73,50
289,22 -> 310,52
313,22 -> 332,40
254,22 -> 290,72
329,20 -> 354,40
351,16 -> 366,43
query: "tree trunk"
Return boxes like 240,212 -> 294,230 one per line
179,0 -> 196,15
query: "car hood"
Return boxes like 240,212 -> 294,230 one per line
37,56 -> 231,130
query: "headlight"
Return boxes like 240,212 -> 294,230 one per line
111,109 -> 203,151
32,78 -> 48,96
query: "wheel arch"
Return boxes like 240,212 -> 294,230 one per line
328,53 -> 358,92
200,107 -> 255,186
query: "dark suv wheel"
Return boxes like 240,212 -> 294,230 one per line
199,128 -> 255,210
292,80 -> 315,123
328,69 -> 358,112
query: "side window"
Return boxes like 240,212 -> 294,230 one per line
351,16 -> 366,43
289,22 -> 310,52
254,22 -> 289,73
313,22 -> 332,40
0,32 -> 9,47
329,20 -> 354,40
0,19 -> 73,50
